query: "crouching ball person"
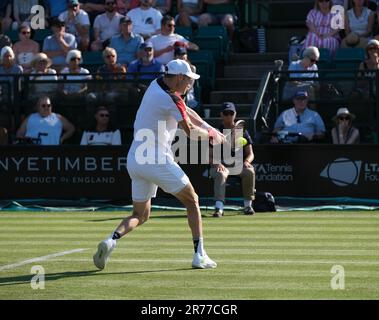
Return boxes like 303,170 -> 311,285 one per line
93,59 -> 226,270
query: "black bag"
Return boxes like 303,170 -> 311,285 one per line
253,191 -> 277,212
235,27 -> 259,53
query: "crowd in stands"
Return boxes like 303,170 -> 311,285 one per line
0,0 -> 236,145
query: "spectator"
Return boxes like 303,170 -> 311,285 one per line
44,0 -> 68,19
16,96 -> 75,145
331,107 -> 360,144
126,41 -> 165,80
79,0 -> 106,24
342,0 -> 374,48
0,46 -> 23,101
127,0 -> 163,39
150,15 -> 199,65
59,0 -> 90,51
0,34 -> 12,50
80,106 -> 121,145
91,47 -> 127,103
43,18 -> 77,71
209,102 -> 256,217
60,49 -> 92,98
271,91 -> 326,143
0,126 -> 8,145
116,0 -> 140,14
109,16 -> 143,66
359,39 -> 379,83
12,24 -> 40,73
154,0 -> 172,15
282,46 -> 320,101
91,0 -> 124,52
176,0 -> 204,27
12,0 -> 40,30
28,53 -> 58,101
198,0 -> 236,39
174,45 -> 198,108
0,0 -> 13,33
303,0 -> 341,56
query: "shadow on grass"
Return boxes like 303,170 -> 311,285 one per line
0,267 -> 195,287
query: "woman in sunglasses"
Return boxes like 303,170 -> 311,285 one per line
331,107 -> 360,144
80,106 -> 121,145
304,0 -> 341,56
12,25 -> 39,73
59,49 -> 92,98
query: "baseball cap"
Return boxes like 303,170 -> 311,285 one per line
293,91 -> 308,99
222,102 -> 236,113
166,59 -> 200,80
139,41 -> 153,50
120,16 -> 132,24
68,0 -> 79,6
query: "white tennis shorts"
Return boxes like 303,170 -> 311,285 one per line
127,154 -> 190,202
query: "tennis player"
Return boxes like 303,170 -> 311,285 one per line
94,59 -> 225,270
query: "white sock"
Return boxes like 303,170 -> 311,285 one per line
194,237 -> 205,256
244,200 -> 252,208
215,201 -> 224,211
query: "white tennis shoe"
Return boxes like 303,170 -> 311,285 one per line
192,252 -> 217,269
93,238 -> 116,270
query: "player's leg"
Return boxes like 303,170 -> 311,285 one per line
174,183 -> 217,269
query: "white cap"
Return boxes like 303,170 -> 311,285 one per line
166,59 -> 200,79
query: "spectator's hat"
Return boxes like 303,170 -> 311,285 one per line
366,39 -> 379,55
293,90 -> 308,99
50,17 -> 65,28
166,59 -> 200,79
120,16 -> 132,24
174,46 -> 187,56
31,52 -> 52,69
68,0 -> 79,6
344,32 -> 360,47
222,102 -> 236,113
139,41 -> 153,50
332,107 -> 356,122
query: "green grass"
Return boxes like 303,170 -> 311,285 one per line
0,210 -> 378,300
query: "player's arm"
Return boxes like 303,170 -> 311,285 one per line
178,117 -> 225,144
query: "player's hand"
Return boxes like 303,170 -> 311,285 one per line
209,128 -> 226,145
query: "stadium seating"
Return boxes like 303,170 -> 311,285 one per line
32,29 -> 53,46
188,50 -> 215,88
82,51 -> 104,73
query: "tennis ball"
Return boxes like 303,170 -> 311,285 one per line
236,137 -> 248,147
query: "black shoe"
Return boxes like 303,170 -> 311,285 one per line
213,209 -> 223,218
243,206 -> 255,215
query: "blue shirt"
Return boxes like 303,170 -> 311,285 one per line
109,33 -> 144,66
43,33 -> 77,66
126,59 -> 165,80
274,107 -> 325,142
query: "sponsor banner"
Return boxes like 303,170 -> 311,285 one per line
0,145 -> 378,199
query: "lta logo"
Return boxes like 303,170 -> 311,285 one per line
320,158 -> 362,187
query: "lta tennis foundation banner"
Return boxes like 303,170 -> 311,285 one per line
0,145 -> 378,199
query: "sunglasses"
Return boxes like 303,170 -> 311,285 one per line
295,97 -> 308,101
22,31 -> 31,35
338,116 -> 350,121
99,114 -> 110,118
368,47 -> 379,50
318,0 -> 330,2
222,111 -> 235,116
106,2 -> 116,5
106,55 -> 115,58
41,104 -> 52,108
167,24 -> 175,27
70,57 -> 81,61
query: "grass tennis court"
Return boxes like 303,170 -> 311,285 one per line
0,211 -> 378,300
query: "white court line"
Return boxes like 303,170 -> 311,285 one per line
0,248 -> 88,272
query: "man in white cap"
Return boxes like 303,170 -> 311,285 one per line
93,59 -> 225,270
